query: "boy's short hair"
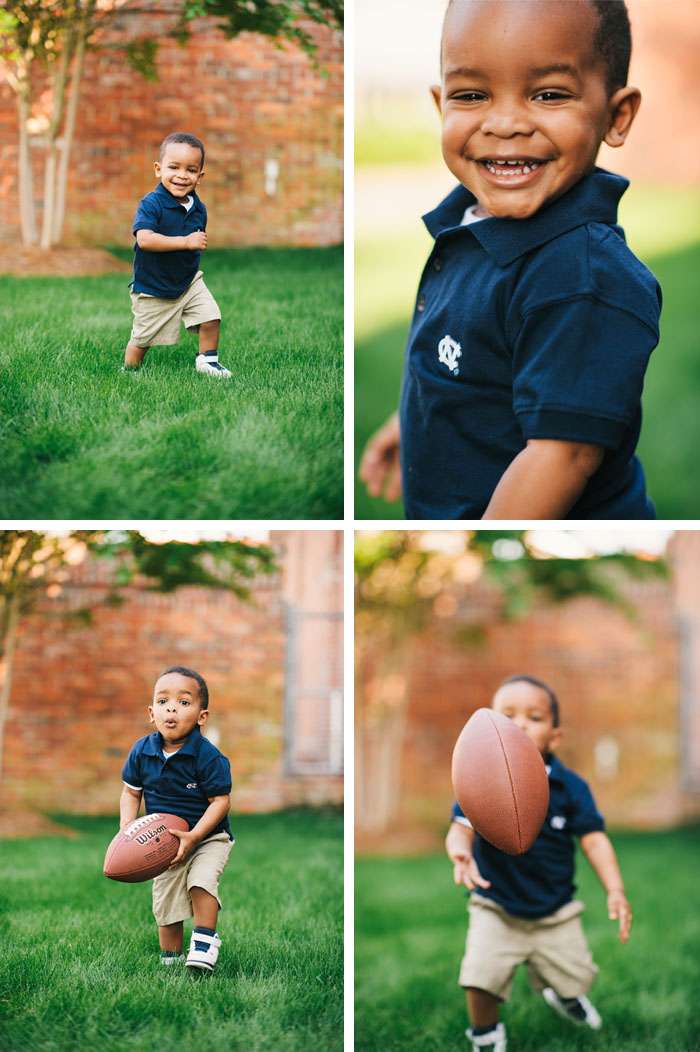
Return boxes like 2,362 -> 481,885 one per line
159,132 -> 205,169
158,665 -> 209,709
442,0 -> 631,93
497,674 -> 560,728
590,0 -> 632,91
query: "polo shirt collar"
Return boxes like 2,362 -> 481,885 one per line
422,167 -> 628,266
545,753 -> 567,784
153,181 -> 199,210
144,725 -> 203,756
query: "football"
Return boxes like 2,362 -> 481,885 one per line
103,812 -> 189,882
451,708 -> 549,855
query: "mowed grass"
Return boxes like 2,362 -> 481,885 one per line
0,809 -> 343,1052
0,247 -> 342,518
355,827 -> 700,1051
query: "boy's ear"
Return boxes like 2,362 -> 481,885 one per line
604,86 -> 642,148
148,705 -> 156,724
197,707 -> 210,727
153,160 -> 162,179
547,726 -> 563,754
430,84 -> 443,115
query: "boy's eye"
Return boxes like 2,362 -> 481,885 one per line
180,699 -> 190,706
453,91 -> 487,102
534,91 -> 571,102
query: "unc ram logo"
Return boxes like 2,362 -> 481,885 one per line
438,333 -> 462,374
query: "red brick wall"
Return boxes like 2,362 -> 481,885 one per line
0,3 -> 343,247
2,532 -> 343,816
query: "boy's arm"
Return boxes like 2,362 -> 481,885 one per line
482,438 -> 604,519
168,794 -> 231,868
358,411 -> 402,502
579,830 -> 632,942
119,784 -> 142,829
446,820 -> 491,891
136,229 -> 207,252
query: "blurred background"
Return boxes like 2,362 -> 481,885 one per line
354,0 -> 700,519
0,528 -> 343,833
355,528 -> 700,852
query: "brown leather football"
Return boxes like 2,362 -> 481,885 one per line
452,708 -> 549,855
103,812 -> 189,882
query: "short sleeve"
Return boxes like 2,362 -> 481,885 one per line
121,744 -> 143,789
566,776 -> 605,837
197,746 -> 232,797
512,296 -> 659,450
450,798 -> 473,827
133,194 -> 162,236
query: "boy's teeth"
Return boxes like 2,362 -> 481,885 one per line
484,159 -> 541,175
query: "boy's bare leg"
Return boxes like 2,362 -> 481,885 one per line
190,886 -> 219,930
467,987 -> 500,1028
197,319 -> 220,356
158,921 -> 184,953
124,341 -> 149,368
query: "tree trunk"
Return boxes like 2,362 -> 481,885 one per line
53,12 -> 90,246
41,27 -> 74,250
16,53 -> 38,246
0,594 -> 21,788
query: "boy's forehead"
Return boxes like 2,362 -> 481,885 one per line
442,0 -> 599,76
493,681 -> 551,711
154,671 -> 197,693
160,142 -> 203,167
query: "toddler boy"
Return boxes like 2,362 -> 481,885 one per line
447,675 -> 632,1051
123,132 -> 231,377
119,665 -> 234,971
360,0 -> 661,519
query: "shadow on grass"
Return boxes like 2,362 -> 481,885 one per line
354,240 -> 700,521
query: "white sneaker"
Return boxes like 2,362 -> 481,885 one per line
185,930 -> 221,972
196,356 -> 231,378
542,987 -> 602,1029
466,1023 -> 507,1051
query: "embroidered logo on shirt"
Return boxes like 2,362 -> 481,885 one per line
551,815 -> 567,830
186,783 -> 199,790
438,334 -> 462,374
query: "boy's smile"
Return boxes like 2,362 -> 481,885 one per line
433,0 -> 640,219
154,142 -> 204,200
149,671 -> 209,749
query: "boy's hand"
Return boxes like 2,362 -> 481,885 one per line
185,231 -> 208,251
168,827 -> 200,868
451,852 -> 491,891
607,888 -> 632,942
358,412 -> 402,501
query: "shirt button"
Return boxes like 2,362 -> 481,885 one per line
433,257 -> 443,272
417,294 -> 426,312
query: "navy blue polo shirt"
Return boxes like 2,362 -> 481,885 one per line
131,182 -> 207,298
399,168 -> 662,519
451,754 -> 605,918
122,726 -> 232,839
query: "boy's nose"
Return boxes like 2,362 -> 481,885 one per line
480,102 -> 534,139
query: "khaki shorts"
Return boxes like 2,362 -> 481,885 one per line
151,831 -> 233,926
129,271 -> 221,347
459,893 -> 598,1001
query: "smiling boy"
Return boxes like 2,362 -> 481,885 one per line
447,676 -> 632,1050
119,665 -> 233,971
124,132 -> 231,377
359,0 -> 661,520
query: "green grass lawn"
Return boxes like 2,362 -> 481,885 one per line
0,809 -> 343,1052
355,827 -> 700,1051
0,247 -> 343,518
354,181 -> 700,520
